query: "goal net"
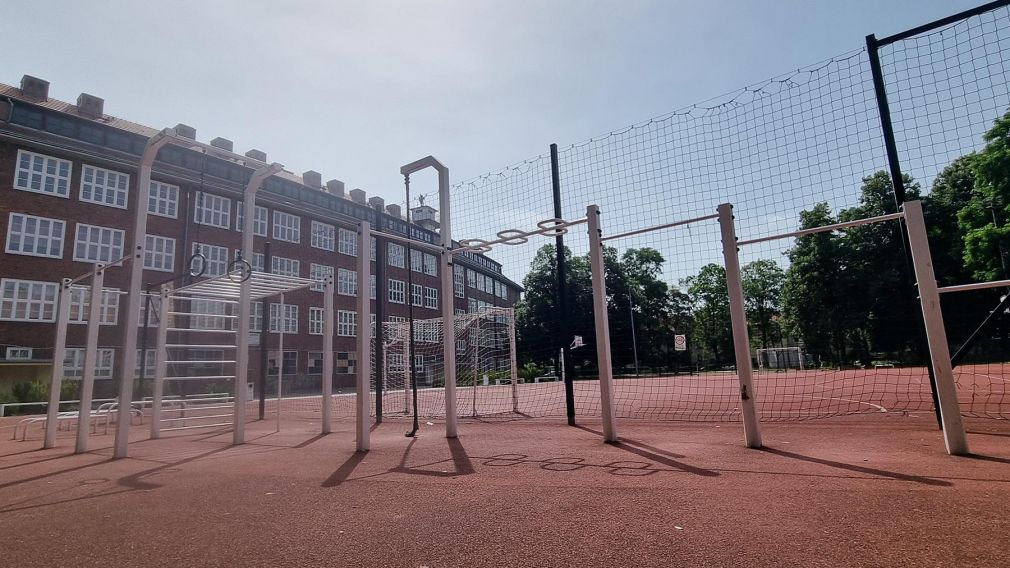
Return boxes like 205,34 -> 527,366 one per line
756,347 -> 806,371
371,307 -> 523,419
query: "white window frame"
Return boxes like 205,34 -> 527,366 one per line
410,249 -> 423,273
64,348 -> 115,379
370,274 -> 376,300
311,220 -> 335,251
80,164 -> 130,209
250,301 -> 263,332
338,268 -> 357,296
13,149 -> 71,198
144,235 -> 176,272
272,210 -> 301,243
388,279 -> 405,304
5,213 -> 65,259
310,264 -> 334,292
309,307 -> 324,335
148,181 -> 179,219
337,310 -> 357,337
424,286 -> 438,310
6,347 -> 32,360
194,192 -> 232,229
453,264 -> 465,298
271,256 -> 300,277
338,228 -> 357,256
269,304 -> 298,333
411,283 -> 423,307
68,286 -> 120,325
388,243 -> 405,268
423,253 -> 437,276
73,223 -> 125,264
236,202 -> 268,236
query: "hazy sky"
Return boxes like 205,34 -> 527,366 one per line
4,0 -> 982,204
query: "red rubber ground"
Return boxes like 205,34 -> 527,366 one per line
1,414 -> 1008,567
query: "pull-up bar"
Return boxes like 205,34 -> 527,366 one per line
600,212 -> 719,243
737,211 -> 905,247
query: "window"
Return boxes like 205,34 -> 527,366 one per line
389,316 -> 406,323
139,294 -> 161,327
144,235 -> 176,272
250,301 -> 263,332
233,249 -> 264,272
14,150 -> 71,198
311,221 -> 335,251
371,313 -> 377,337
310,264 -> 334,292
63,348 -> 114,379
423,253 -> 437,276
308,351 -> 323,374
194,192 -> 231,229
309,307 -> 324,335
73,224 -> 124,263
269,304 -> 298,333
6,347 -> 32,360
388,353 -> 404,372
272,211 -> 301,243
370,275 -> 376,300
148,181 -> 179,218
271,256 -> 300,277
80,165 -> 130,209
453,265 -> 464,298
338,228 -> 357,256
410,249 -> 423,273
192,243 -> 229,277
388,279 -> 405,304
424,287 -> 438,310
236,203 -> 268,236
6,213 -> 65,258
411,284 -> 423,307
68,286 -> 120,325
136,349 -> 156,377
467,269 -> 477,289
337,310 -> 357,337
190,298 -> 231,330
371,236 -> 377,261
388,243 -> 405,268
468,298 -> 477,313
337,268 -> 357,296
283,351 -> 298,374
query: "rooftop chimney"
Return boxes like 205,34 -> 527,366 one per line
76,93 -> 104,119
174,123 -> 197,140
349,188 -> 366,204
368,196 -> 385,211
20,75 -> 49,101
326,179 -> 345,197
386,204 -> 402,218
245,149 -> 267,162
210,137 -> 233,152
302,170 -> 322,188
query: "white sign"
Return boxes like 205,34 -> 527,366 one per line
571,335 -> 584,349
674,334 -> 687,351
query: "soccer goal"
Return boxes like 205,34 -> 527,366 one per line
756,347 -> 805,371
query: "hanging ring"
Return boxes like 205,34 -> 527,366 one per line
188,252 -> 207,278
227,259 -> 253,283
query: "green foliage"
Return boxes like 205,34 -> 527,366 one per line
683,264 -> 731,364
741,259 -> 785,349
960,110 -> 1010,281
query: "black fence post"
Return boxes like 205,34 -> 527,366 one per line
866,33 -> 943,429
551,143 -> 576,425
374,235 -> 385,423
258,241 -> 271,420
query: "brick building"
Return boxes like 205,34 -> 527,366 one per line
0,74 -> 520,398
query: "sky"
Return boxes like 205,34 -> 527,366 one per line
2,0 -> 985,207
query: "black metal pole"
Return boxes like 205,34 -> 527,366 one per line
258,241 -> 271,420
866,34 -> 943,429
404,177 -> 420,437
374,235 -> 385,423
551,143 -> 576,425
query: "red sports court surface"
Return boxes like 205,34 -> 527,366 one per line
1,413 -> 1008,567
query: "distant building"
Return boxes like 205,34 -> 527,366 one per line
0,74 -> 520,397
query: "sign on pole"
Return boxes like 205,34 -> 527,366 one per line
674,334 -> 687,351
571,335 -> 584,349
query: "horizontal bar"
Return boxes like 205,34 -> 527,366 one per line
938,279 -> 1010,294
160,422 -> 233,432
380,231 -> 446,255
166,328 -> 236,333
164,360 -> 237,365
161,412 -> 233,419
163,375 -> 236,380
166,344 -> 237,349
171,296 -> 239,304
875,0 -> 1009,46
168,312 -> 239,318
601,213 -> 719,242
738,212 -> 904,247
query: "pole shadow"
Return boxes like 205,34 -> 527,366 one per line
571,424 -> 718,477
758,447 -> 951,486
390,436 -> 475,478
321,451 -> 368,488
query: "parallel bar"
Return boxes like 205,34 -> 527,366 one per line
377,230 -> 445,255
904,200 -> 968,455
718,203 -> 762,449
587,205 -> 617,443
738,212 -> 904,246
75,264 -> 104,454
601,213 -> 720,242
938,279 -> 1010,294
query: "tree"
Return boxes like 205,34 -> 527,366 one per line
741,259 -> 785,349
960,109 -> 1010,281
684,264 -> 732,365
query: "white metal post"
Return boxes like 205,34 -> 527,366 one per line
356,222 -> 371,451
322,276 -> 335,434
904,200 -> 969,455
472,313 -> 480,418
115,130 -> 173,458
75,264 -> 105,453
44,279 -> 73,449
718,203 -> 763,449
277,293 -> 286,433
440,249 -> 459,437
587,205 -> 618,442
151,286 -> 171,439
508,309 -> 519,413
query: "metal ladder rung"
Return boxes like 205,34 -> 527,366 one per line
167,328 -> 236,333
160,422 -> 233,432
160,413 -> 233,421
164,360 -> 237,365
166,344 -> 237,349
168,312 -> 239,318
170,297 -> 239,304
